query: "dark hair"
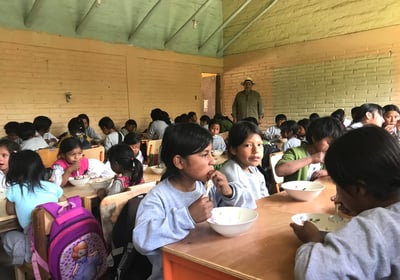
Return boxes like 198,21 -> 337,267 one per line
6,150 -> 45,194
108,143 -> 143,185
331,109 -> 345,123
4,121 -> 20,135
68,117 -> 85,135
309,113 -> 320,121
78,114 -> 90,125
0,138 -> 20,153
297,118 -> 310,131
383,104 -> 400,115
174,114 -> 189,124
227,121 -> 262,149
275,114 -> 287,123
188,112 -> 197,120
280,120 -> 298,134
124,119 -> 137,128
351,106 -> 362,123
200,115 -> 211,124
98,116 -> 116,130
18,122 -> 36,140
241,117 -> 258,125
359,103 -> 383,120
208,118 -> 221,129
33,116 -> 52,133
150,108 -> 163,121
305,117 -> 343,144
123,132 -> 141,145
161,123 -> 212,180
325,126 -> 400,200
58,137 -> 83,155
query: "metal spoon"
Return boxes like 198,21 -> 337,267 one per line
328,203 -> 343,223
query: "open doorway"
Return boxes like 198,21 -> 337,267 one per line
201,73 -> 220,118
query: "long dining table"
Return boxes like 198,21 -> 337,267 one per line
0,167 -> 162,233
162,176 -> 337,280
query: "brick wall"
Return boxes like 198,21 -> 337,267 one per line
0,28 -> 223,136
223,25 -> 400,130
223,0 -> 400,55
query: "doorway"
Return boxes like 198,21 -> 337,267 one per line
201,73 -> 220,118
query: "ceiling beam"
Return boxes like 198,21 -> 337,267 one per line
24,0 -> 45,27
198,0 -> 253,51
218,0 -> 279,55
164,0 -> 212,47
76,0 -> 101,34
128,0 -> 162,42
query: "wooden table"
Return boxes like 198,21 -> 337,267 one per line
162,177 -> 337,280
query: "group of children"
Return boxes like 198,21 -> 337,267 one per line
1,103 -> 400,279
0,116 -> 146,267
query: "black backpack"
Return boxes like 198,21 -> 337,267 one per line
109,194 -> 152,280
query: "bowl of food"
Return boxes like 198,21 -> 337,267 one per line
89,176 -> 113,190
291,213 -> 350,232
281,180 -> 325,201
211,150 -> 224,157
150,164 -> 166,175
207,207 -> 258,237
68,175 -> 90,187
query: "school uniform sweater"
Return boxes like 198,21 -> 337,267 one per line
133,178 -> 255,280
294,202 -> 400,280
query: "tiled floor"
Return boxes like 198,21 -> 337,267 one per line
0,240 -> 14,280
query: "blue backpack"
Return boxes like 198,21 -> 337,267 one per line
31,196 -> 108,280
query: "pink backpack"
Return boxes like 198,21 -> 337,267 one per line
31,196 -> 108,280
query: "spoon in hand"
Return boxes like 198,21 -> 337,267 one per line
328,203 -> 343,223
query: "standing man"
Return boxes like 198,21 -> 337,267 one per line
232,77 -> 264,123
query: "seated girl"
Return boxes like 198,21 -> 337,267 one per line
52,138 -> 113,187
291,126 -> 400,279
2,150 -> 63,264
0,139 -> 20,191
99,143 -> 143,198
133,123 -> 254,280
220,121 -> 268,208
123,132 -> 144,163
275,117 -> 343,182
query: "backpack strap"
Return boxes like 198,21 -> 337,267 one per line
37,196 -> 82,218
30,225 -> 49,280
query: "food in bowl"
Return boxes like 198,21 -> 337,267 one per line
211,150 -> 224,156
207,207 -> 258,237
89,176 -> 113,190
68,175 -> 90,187
291,213 -> 349,232
150,164 -> 166,175
281,180 -> 325,201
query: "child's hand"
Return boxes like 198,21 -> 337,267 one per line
310,152 -> 325,163
188,195 -> 213,223
290,221 -> 324,243
310,169 -> 328,181
67,161 -> 81,174
209,170 -> 233,197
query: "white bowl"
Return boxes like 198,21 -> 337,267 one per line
150,165 -> 166,175
207,207 -> 258,237
89,176 -> 113,190
281,180 -> 325,201
291,213 -> 350,232
211,150 -> 224,156
68,176 -> 90,187
142,164 -> 148,171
